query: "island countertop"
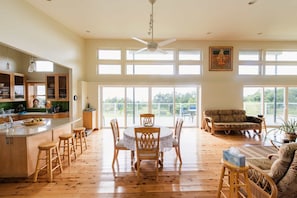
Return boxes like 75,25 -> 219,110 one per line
0,117 -> 81,178
0,117 -> 80,137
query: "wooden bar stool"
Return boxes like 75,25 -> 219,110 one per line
58,133 -> 77,166
33,141 -> 63,182
73,127 -> 87,154
217,161 -> 251,198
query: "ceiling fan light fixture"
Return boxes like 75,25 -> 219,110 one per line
132,0 -> 176,54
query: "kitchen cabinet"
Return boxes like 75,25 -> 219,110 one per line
46,74 -> 68,101
0,72 -> 12,100
0,71 -> 25,101
83,110 -> 96,130
13,73 -> 25,100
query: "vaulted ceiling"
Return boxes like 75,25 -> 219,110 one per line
25,0 -> 297,41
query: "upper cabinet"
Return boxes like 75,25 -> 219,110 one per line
46,74 -> 68,101
0,71 -> 25,101
14,73 -> 25,100
0,72 -> 11,100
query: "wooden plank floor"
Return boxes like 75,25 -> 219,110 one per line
0,128 -> 266,198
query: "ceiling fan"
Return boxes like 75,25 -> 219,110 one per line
132,0 -> 176,54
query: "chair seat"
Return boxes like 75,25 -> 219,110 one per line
172,138 -> 178,146
116,139 -> 128,148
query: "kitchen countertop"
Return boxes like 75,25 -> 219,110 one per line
0,117 -> 80,137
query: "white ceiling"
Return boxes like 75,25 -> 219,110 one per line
25,0 -> 297,41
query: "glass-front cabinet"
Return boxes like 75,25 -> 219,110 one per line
0,72 -> 11,100
46,74 -> 68,101
14,73 -> 25,100
0,71 -> 25,101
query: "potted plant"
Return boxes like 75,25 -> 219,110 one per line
279,119 -> 297,141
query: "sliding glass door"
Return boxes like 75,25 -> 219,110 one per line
101,86 -> 199,128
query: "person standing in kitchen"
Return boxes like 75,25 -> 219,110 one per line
33,98 -> 40,108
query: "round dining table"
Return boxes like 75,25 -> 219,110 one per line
123,126 -> 173,152
123,126 -> 173,167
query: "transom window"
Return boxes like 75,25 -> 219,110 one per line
238,50 -> 297,75
35,60 -> 54,72
97,49 -> 201,75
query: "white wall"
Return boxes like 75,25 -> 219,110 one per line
85,39 -> 297,127
0,0 -> 85,120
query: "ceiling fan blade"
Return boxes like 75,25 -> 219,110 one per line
132,37 -> 148,45
158,38 -> 176,47
156,48 -> 168,54
135,47 -> 148,54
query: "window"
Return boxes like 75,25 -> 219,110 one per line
178,50 -> 201,75
238,50 -> 261,75
35,61 -> 54,72
27,83 -> 46,108
101,86 -> 199,128
97,49 -> 121,74
238,50 -> 297,76
243,86 -> 290,126
98,64 -> 121,74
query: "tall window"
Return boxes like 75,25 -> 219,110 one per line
101,86 -> 199,128
243,86 -> 293,126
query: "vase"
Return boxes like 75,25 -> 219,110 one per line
285,133 -> 297,142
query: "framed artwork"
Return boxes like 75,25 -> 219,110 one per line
209,46 -> 233,71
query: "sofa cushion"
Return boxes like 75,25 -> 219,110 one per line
268,143 -> 297,184
277,150 -> 297,198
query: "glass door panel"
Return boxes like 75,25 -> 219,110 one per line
175,87 -> 197,127
264,87 -> 285,125
102,87 -> 125,127
152,87 -> 174,126
126,87 -> 149,126
288,87 -> 297,121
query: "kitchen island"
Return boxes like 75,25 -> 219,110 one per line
0,117 -> 80,178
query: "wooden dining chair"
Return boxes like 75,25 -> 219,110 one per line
140,113 -> 155,126
134,127 -> 160,181
173,118 -> 184,164
110,119 -> 134,169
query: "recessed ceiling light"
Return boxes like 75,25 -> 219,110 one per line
257,32 -> 263,35
248,0 -> 257,5
86,30 -> 90,33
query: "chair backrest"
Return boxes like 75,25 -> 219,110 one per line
140,113 -> 155,126
110,119 -> 120,144
134,127 -> 160,158
174,118 -> 184,143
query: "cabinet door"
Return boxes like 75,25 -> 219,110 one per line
0,72 -> 12,100
14,74 -> 25,100
46,75 -> 56,100
58,75 -> 68,100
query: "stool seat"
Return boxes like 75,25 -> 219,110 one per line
58,133 -> 77,166
34,141 -> 63,182
38,142 -> 57,150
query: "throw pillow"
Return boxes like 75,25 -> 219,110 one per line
268,143 -> 297,184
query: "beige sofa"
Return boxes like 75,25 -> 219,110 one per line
202,109 -> 262,135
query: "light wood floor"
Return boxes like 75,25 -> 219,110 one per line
0,128 -> 267,198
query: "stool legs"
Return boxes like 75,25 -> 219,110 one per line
74,128 -> 87,154
217,162 -> 251,198
59,135 -> 77,166
34,142 -> 63,182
